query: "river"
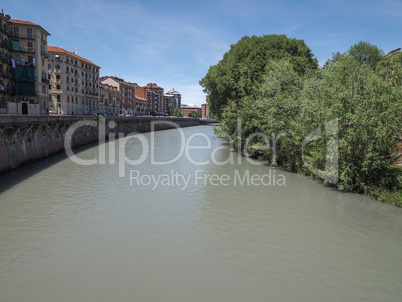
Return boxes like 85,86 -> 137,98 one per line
0,125 -> 401,302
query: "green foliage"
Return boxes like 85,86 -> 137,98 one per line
188,110 -> 202,118
208,39 -> 402,202
348,41 -> 384,65
173,107 -> 183,117
200,34 -> 318,119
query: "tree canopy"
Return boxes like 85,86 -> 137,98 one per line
199,34 -> 318,119
201,37 -> 402,204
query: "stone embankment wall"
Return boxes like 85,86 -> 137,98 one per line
0,115 -> 200,175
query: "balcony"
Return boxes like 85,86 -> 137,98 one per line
16,46 -> 35,53
41,78 -> 49,84
52,89 -> 63,94
10,32 -> 35,39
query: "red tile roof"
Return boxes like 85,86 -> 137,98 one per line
9,19 -> 51,35
143,83 -> 163,89
9,19 -> 37,26
48,46 -> 100,68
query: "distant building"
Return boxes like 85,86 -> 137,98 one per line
164,88 -> 181,115
134,94 -> 147,115
181,104 -> 201,117
101,76 -> 136,115
201,103 -> 210,118
0,13 -> 13,114
99,83 -> 120,115
48,46 -> 100,114
136,83 -> 164,115
0,13 -> 50,114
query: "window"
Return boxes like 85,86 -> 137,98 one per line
42,86 -> 46,93
13,26 -> 19,37
27,28 -> 33,38
56,64 -> 60,70
67,96 -> 69,103
56,85 -> 61,89
28,56 -> 34,63
57,95 -> 60,102
48,64 -> 51,70
26,41 -> 33,52
66,67 -> 69,73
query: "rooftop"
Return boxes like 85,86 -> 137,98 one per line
9,18 -> 51,35
48,46 -> 100,68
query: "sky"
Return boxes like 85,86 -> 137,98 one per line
3,0 -> 402,106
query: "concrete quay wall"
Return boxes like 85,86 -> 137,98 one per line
0,115 -> 200,175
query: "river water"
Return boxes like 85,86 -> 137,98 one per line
0,125 -> 401,302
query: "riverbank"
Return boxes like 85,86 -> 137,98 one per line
0,115 -> 216,175
213,126 -> 402,207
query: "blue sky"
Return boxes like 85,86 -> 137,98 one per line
3,0 -> 402,105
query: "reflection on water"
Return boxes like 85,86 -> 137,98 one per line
0,126 -> 401,302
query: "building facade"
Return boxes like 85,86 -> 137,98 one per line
164,88 -> 181,115
134,95 -> 147,115
0,13 -> 13,114
136,83 -> 164,115
0,13 -> 50,114
99,83 -> 120,115
48,46 -> 100,115
181,104 -> 201,117
100,76 -> 137,115
201,103 -> 210,118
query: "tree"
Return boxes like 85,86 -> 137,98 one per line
173,107 -> 183,117
188,110 -> 201,118
348,41 -> 384,65
168,103 -> 173,116
199,34 -> 318,119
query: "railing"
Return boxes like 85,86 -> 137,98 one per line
10,32 -> 35,39
15,46 -> 35,53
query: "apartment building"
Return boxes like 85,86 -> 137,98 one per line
135,83 -> 164,115
100,76 -> 136,115
181,104 -> 201,117
134,95 -> 147,115
201,103 -> 210,118
0,13 -> 13,114
164,88 -> 181,115
48,46 -> 100,115
0,13 -> 50,114
99,83 -> 120,115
